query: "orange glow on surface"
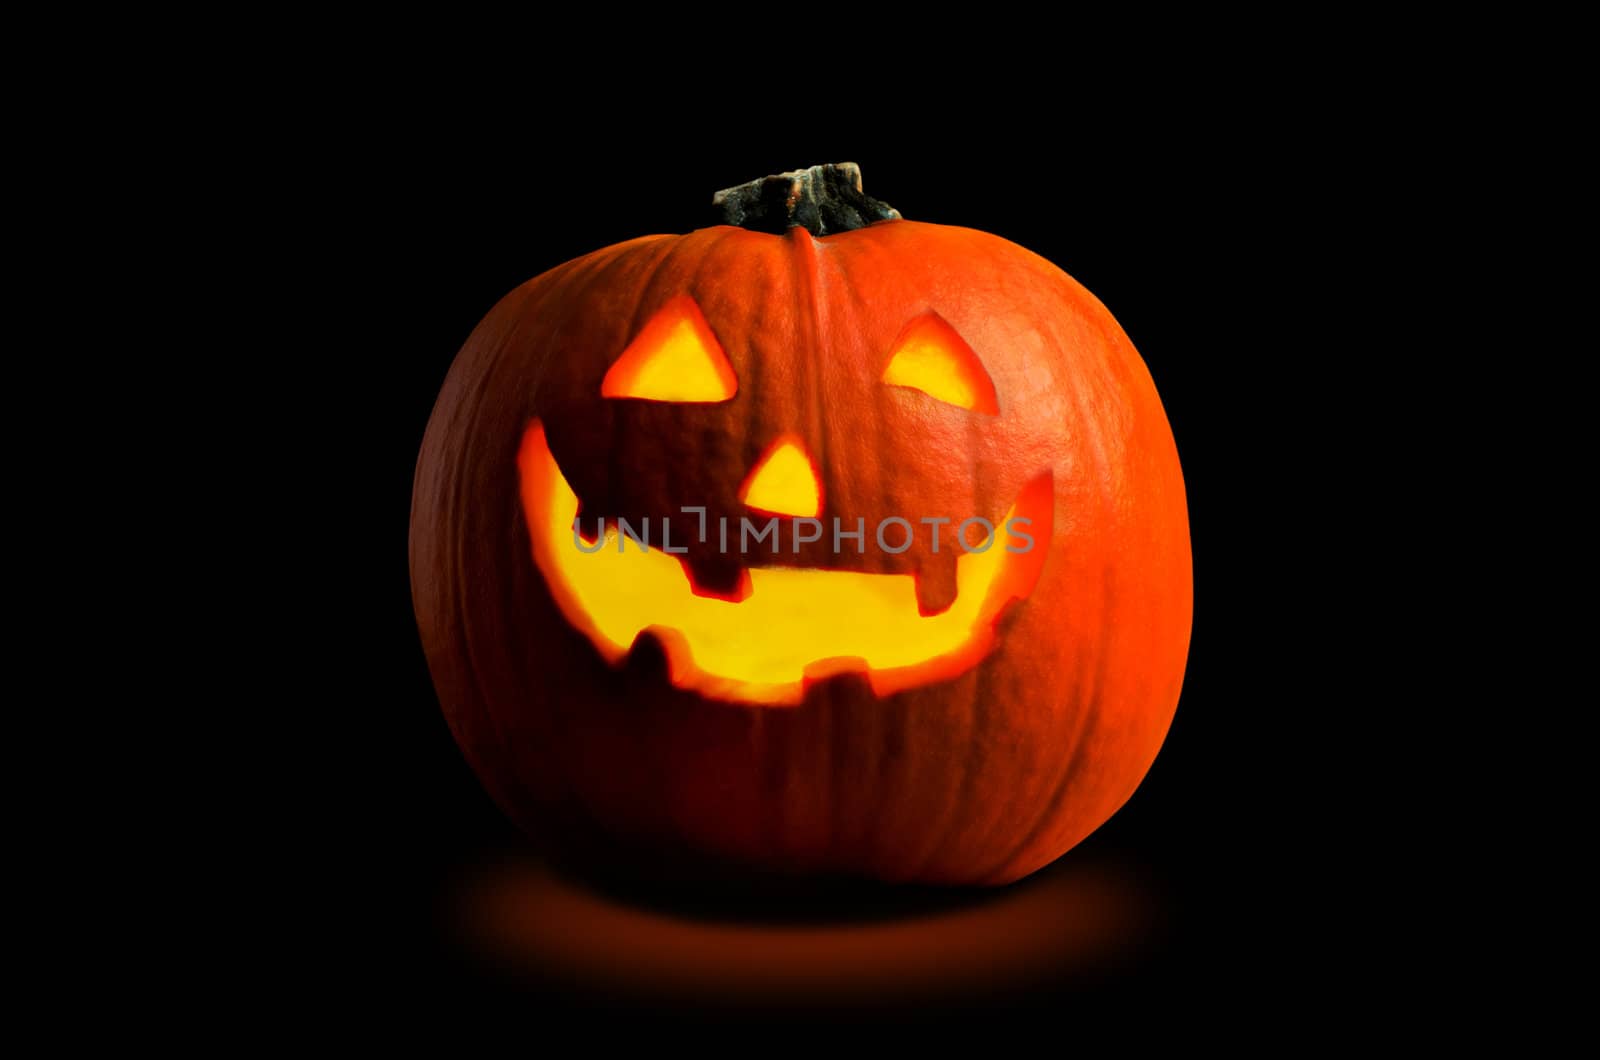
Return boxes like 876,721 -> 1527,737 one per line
517,421 -> 1051,705
451,853 -> 1155,1009
737,436 -> 822,518
881,312 -> 999,414
600,295 -> 737,402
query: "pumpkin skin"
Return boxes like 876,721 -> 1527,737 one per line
410,214 -> 1191,886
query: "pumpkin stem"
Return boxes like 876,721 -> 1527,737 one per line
712,163 -> 901,236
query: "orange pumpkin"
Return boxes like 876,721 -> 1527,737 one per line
410,164 -> 1191,885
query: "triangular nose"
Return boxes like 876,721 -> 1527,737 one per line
739,435 -> 822,518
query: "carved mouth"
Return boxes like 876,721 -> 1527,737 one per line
518,420 -> 1052,706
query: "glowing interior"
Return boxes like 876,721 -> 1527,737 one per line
600,295 -> 738,402
518,421 -> 1051,706
737,436 -> 822,518
881,313 -> 999,415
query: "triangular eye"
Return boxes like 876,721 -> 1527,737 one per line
601,295 -> 738,402
881,312 -> 998,415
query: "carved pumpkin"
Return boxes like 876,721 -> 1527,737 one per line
411,165 -> 1192,885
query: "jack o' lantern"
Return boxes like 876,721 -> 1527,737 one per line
411,164 -> 1191,886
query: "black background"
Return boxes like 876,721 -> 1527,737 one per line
291,105 -> 1353,1027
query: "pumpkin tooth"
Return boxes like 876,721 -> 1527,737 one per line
799,661 -> 875,701
681,553 -> 752,602
621,627 -> 673,680
913,547 -> 962,617
570,509 -> 605,545
800,656 -> 876,698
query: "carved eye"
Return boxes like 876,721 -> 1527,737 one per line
881,312 -> 998,415
601,295 -> 738,402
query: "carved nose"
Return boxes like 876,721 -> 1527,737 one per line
738,434 -> 822,518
